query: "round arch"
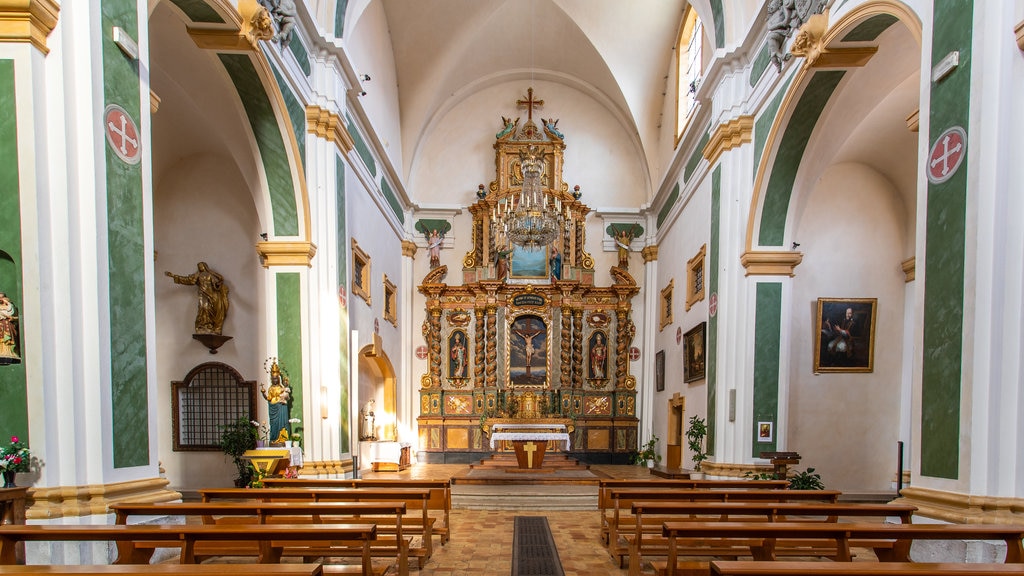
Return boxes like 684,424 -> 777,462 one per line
357,342 -> 398,442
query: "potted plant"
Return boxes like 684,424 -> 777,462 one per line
631,435 -> 662,468
0,435 -> 34,487
219,417 -> 257,487
788,467 -> 825,490
686,415 -> 708,476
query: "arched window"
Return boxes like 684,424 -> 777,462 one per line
676,7 -> 705,141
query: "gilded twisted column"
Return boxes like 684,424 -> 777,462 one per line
571,309 -> 583,388
560,306 -> 572,389
615,308 -> 630,388
486,305 -> 498,388
429,309 -> 443,387
474,307 -> 486,388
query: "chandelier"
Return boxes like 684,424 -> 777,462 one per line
492,146 -> 567,251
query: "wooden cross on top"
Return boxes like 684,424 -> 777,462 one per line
517,87 -> 544,122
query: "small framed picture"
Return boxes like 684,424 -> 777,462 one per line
757,421 -> 773,443
655,350 -> 665,392
683,322 -> 706,383
813,298 -> 877,373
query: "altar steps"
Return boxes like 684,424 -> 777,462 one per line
451,483 -> 599,511
470,453 -> 589,470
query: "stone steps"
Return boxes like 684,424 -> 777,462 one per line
452,484 -> 599,511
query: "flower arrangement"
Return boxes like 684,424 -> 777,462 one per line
0,436 -> 32,474
251,420 -> 270,444
288,418 -> 302,446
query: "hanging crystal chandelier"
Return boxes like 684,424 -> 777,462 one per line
492,146 -> 566,251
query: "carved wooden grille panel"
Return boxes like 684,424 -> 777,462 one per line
172,362 -> 257,451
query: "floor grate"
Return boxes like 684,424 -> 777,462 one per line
511,516 -> 565,576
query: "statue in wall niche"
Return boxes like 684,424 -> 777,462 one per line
166,262 -> 230,335
360,399 -> 377,441
261,358 -> 293,443
427,229 -> 444,269
0,292 -> 20,364
766,0 -> 828,73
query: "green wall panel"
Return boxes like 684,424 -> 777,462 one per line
656,182 -> 680,229
287,37 -> 312,77
0,60 -> 27,444
345,115 -> 377,178
334,0 -> 349,37
758,71 -> 844,246
102,0 -> 149,468
684,131 -> 710,182
276,273 -> 304,433
752,283 -> 781,456
842,14 -> 898,42
219,54 -> 299,237
168,0 -> 223,23
381,179 -> 404,224
707,166 -> 721,455
921,0 -> 973,480
336,154 -> 350,453
709,0 -> 725,48
749,45 -> 771,87
753,77 -> 792,177
271,65 -> 306,172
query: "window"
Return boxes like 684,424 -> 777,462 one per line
676,7 -> 704,142
660,279 -> 675,331
686,244 -> 706,311
172,362 -> 256,451
352,238 -> 371,305
383,273 -> 397,326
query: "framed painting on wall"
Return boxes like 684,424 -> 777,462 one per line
813,297 -> 877,373
683,322 -> 706,383
655,350 -> 665,392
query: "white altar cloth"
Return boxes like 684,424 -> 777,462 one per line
491,423 -> 567,432
490,431 -> 571,450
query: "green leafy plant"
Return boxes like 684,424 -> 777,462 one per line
788,467 -> 825,490
631,435 -> 662,465
686,415 -> 709,470
219,417 -> 257,487
744,470 -> 776,481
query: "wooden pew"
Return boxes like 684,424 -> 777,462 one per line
198,487 -> 435,568
109,501 -> 408,575
606,488 -> 841,556
263,478 -> 452,545
622,502 -> 916,576
659,522 -> 1024,576
0,566 -> 325,575
710,561 -> 1024,575
0,524 -> 377,575
598,480 -> 789,545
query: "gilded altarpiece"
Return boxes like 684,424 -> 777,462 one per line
417,94 -> 640,463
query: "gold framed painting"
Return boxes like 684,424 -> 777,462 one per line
683,322 -> 706,383
813,297 -> 877,373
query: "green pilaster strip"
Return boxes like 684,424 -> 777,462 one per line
758,71 -> 844,246
921,0 -> 973,480
656,182 -> 680,229
334,0 -> 349,37
709,0 -> 725,48
381,179 -> 404,224
684,131 -> 711,182
753,77 -> 792,176
288,37 -> 312,77
706,166 -> 721,456
336,154 -> 350,453
271,65 -> 306,171
0,60 -> 27,443
102,0 -> 149,468
219,54 -> 299,236
749,45 -> 771,87
168,0 -> 223,23
276,273 -> 303,432
752,282 -> 781,456
345,115 -> 377,178
842,14 -> 898,42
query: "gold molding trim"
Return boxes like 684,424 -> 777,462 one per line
256,240 -> 317,267
188,0 -> 270,51
895,486 -> 1024,525
740,250 -> 803,276
150,90 -> 161,114
0,0 -> 60,54
27,477 -> 180,520
1016,20 -> 1024,51
901,257 -> 915,283
905,109 -> 919,132
659,278 -> 674,332
685,244 -> 706,311
641,245 -> 659,263
401,239 -> 418,258
702,115 -> 754,165
805,46 -> 878,69
306,105 -> 355,153
297,459 -> 354,477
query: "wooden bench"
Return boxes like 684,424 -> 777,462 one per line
263,478 -> 452,545
598,480 -> 789,545
110,501 -> 408,575
710,561 -> 1024,575
658,522 -> 1024,576
0,524 -> 377,574
606,488 -> 841,555
621,502 -> 916,576
0,566 -> 326,575
198,487 -> 434,568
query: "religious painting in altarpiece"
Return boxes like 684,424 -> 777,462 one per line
415,89 -> 640,462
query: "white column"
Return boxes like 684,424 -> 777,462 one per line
399,240 -> 418,450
